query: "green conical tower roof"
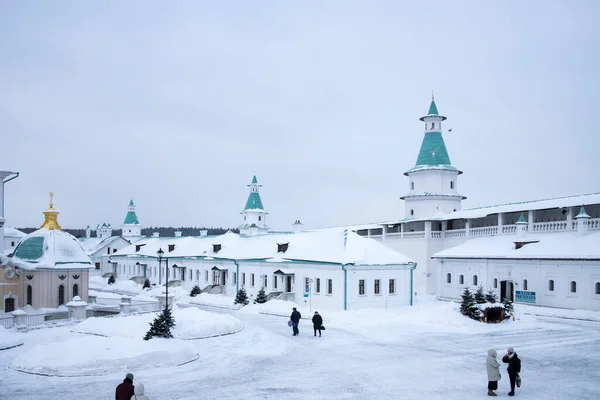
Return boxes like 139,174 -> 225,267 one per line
516,212 -> 527,224
428,99 -> 439,115
251,175 -> 258,184
415,132 -> 452,166
128,199 -> 135,206
123,200 -> 140,225
244,175 -> 265,211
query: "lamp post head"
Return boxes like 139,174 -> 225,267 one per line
157,248 -> 164,259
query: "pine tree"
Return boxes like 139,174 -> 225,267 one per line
459,287 -> 481,320
190,285 -> 201,297
254,287 -> 267,304
485,290 -> 498,303
143,279 -> 151,289
502,298 -> 514,315
143,307 -> 176,340
234,287 -> 249,305
108,275 -> 115,285
474,286 -> 486,304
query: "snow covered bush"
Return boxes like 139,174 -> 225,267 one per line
190,285 -> 201,297
485,290 -> 498,303
254,288 -> 267,304
503,298 -> 514,315
144,307 -> 176,340
234,287 -> 249,306
108,275 -> 115,285
474,286 -> 486,304
459,287 -> 481,320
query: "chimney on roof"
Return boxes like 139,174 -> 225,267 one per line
174,231 -> 182,237
199,229 -> 208,237
152,232 -> 160,238
576,206 -> 590,235
516,212 -> 527,238
292,220 -> 303,233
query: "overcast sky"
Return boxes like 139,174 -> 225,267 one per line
1,1 -> 598,231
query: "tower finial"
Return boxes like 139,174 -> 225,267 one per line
49,191 -> 54,209
432,90 -> 434,100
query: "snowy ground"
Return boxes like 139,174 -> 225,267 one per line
0,298 -> 599,399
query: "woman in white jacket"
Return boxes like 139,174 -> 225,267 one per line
130,383 -> 149,400
486,349 -> 501,396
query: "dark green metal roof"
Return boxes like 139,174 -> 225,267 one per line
428,99 -> 439,115
123,211 -> 139,225
415,132 -> 452,166
251,175 -> 258,185
244,192 -> 264,210
13,236 -> 45,260
128,199 -> 135,206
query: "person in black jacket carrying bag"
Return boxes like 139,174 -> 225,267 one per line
502,347 -> 521,396
290,308 -> 301,336
312,311 -> 323,337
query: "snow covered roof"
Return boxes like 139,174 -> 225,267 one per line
3,228 -> 93,270
432,231 -> 600,260
111,229 -> 414,266
78,236 -> 124,256
3,227 -> 26,238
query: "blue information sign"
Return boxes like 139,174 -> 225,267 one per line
515,290 -> 536,304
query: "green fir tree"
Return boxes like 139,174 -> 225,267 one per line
143,307 -> 176,340
190,285 -> 201,297
234,287 -> 249,306
459,287 -> 481,320
485,290 -> 498,303
143,279 -> 151,289
502,298 -> 514,315
474,286 -> 486,304
254,287 -> 267,304
108,275 -> 115,285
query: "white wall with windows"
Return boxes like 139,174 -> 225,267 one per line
435,258 -> 600,311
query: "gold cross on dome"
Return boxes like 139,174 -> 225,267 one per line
49,191 -> 54,208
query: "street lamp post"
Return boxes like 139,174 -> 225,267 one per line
157,248 -> 169,311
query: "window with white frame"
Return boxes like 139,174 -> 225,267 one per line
459,275 -> 464,285
264,276 -> 267,288
189,270 -> 193,280
251,274 -> 255,287
389,279 -> 395,294
595,282 -> 600,295
570,280 -> 577,293
493,278 -> 498,289
523,279 -> 528,291
242,273 -> 246,286
446,273 -> 451,284
233,272 -> 237,285
359,280 -> 365,295
205,270 -> 209,282
473,275 -> 478,286
327,279 -> 332,294
549,279 -> 555,291
196,270 -> 200,281
374,279 -> 380,295
315,278 -> 320,293
273,275 -> 278,289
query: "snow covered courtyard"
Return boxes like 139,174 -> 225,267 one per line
0,299 -> 599,399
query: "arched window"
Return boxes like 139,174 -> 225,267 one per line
58,285 -> 65,306
523,279 -> 528,291
596,282 -> 600,295
570,281 -> 577,293
450,181 -> 454,189
27,285 -> 33,306
410,209 -> 414,216
411,182 -> 414,190
196,270 -> 200,281
548,280 -> 555,291
431,122 -> 435,130
493,278 -> 498,289
473,275 -> 478,286
259,216 -> 262,221
459,275 -> 464,285
73,284 -> 79,298
446,273 -> 452,284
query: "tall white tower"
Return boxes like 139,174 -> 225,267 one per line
121,200 -> 142,239
239,175 -> 268,235
400,97 -> 466,218
0,171 -> 19,255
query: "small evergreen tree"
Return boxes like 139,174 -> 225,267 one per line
502,298 -> 514,315
144,307 -> 176,340
474,286 -> 486,304
234,287 -> 249,305
459,287 -> 481,320
143,279 -> 151,289
485,290 -> 498,303
254,287 -> 267,304
190,285 -> 201,297
108,275 -> 115,285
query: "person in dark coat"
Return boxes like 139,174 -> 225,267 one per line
290,307 -> 301,336
312,311 -> 323,337
116,373 -> 135,400
502,347 -> 521,396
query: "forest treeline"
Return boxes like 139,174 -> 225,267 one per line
17,227 -> 239,238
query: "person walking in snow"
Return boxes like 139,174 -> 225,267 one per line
486,349 -> 501,396
290,307 -> 301,336
130,383 -> 149,400
502,347 -> 521,396
116,373 -> 135,400
312,311 -> 323,337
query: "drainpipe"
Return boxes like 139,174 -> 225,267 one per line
341,264 -> 348,311
410,262 -> 417,306
234,259 -> 240,293
3,172 -> 19,184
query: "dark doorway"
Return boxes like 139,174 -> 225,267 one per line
500,280 -> 514,302
286,276 -> 292,293
4,297 -> 15,312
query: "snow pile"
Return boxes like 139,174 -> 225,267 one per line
238,299 -> 309,317
181,293 -> 237,308
73,307 -> 242,339
516,303 -> 600,322
11,335 -> 197,377
0,326 -> 23,350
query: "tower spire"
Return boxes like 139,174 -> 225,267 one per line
41,192 -> 61,230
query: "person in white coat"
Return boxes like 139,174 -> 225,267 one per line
130,383 -> 149,400
486,349 -> 501,396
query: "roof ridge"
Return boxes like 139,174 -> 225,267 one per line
464,192 -> 600,212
